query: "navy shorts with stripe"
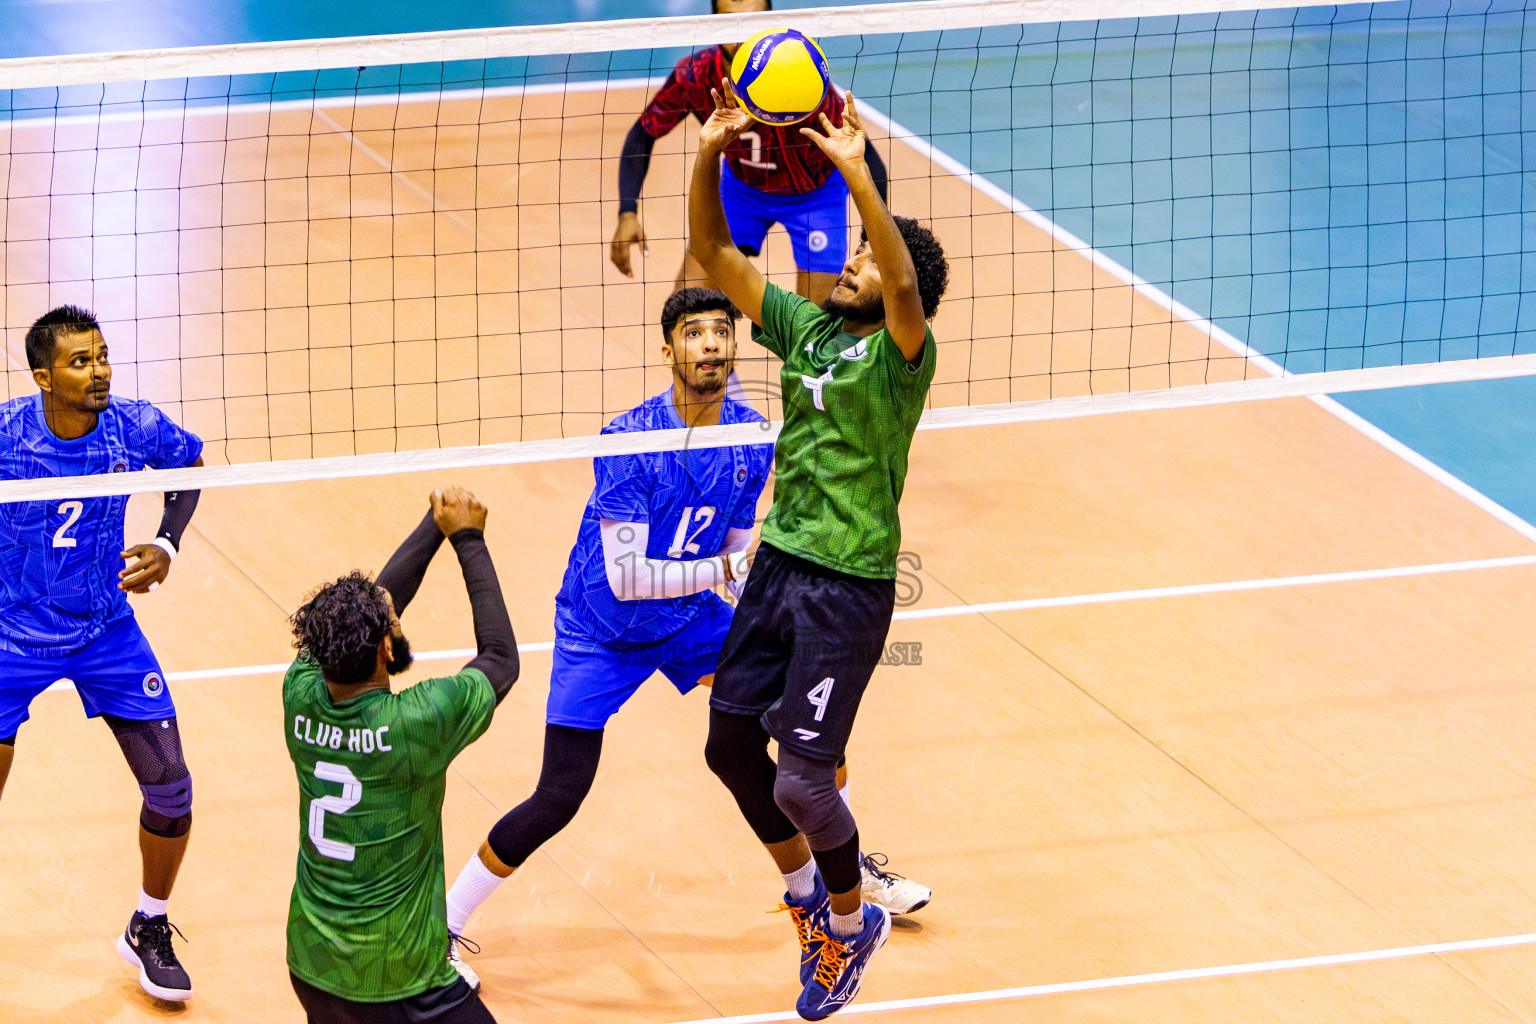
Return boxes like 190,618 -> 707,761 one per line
709,543 -> 895,761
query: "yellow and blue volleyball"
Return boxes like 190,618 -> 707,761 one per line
728,28 -> 832,126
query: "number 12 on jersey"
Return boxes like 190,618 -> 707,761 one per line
668,506 -> 716,558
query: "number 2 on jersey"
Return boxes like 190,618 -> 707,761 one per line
307,761 -> 362,862
52,500 -> 83,548
668,506 -> 716,558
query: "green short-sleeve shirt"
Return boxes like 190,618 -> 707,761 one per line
282,659 -> 495,1001
752,283 -> 936,579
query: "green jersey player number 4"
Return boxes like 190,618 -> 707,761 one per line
283,487 -> 518,1024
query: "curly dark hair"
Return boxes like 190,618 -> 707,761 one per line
290,571 -> 390,685
25,304 -> 101,371
861,217 -> 949,320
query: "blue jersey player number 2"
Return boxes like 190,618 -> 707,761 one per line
0,305 -> 206,1005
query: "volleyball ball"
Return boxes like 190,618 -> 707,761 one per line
729,28 -> 832,126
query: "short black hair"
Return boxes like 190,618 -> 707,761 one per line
661,287 -> 741,346
290,571 -> 390,685
25,304 -> 101,371
862,217 -> 950,320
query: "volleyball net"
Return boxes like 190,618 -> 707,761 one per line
1,0 -> 1534,499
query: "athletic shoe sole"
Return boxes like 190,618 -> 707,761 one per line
117,934 -> 193,1001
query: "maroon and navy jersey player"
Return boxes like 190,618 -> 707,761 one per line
642,46 -> 841,196
611,0 -> 888,307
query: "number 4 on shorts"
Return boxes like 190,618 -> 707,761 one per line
807,676 -> 834,723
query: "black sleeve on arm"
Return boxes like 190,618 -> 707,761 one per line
156,489 -> 201,552
375,510 -> 446,615
449,528 -> 519,704
865,142 -> 889,205
618,119 -> 658,215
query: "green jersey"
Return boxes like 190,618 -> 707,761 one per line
282,658 -> 495,1001
752,283 -> 936,579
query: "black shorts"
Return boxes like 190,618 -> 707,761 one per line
290,974 -> 496,1024
710,543 -> 895,760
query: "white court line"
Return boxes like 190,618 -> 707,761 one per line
41,553 -> 1536,693
312,106 -> 489,250
890,553 -> 1536,621
660,930 -> 1536,1024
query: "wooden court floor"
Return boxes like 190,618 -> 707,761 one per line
5,85 -> 1536,1024
6,395 -> 1536,1023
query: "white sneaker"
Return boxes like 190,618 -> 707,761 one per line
859,853 -> 931,916
448,933 -> 481,992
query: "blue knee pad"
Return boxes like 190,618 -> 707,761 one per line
143,774 -> 193,818
773,748 -> 856,852
140,775 -> 193,838
105,714 -> 193,838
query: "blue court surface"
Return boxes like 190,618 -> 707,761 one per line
7,0 -> 1535,525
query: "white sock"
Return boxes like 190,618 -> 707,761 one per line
829,905 -> 864,938
446,853 -> 508,935
838,780 -> 852,812
782,858 -> 818,900
137,890 -> 168,919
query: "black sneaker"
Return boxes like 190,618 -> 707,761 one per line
117,911 -> 193,1001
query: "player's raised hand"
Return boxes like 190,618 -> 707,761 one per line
611,212 -> 648,276
699,81 -> 751,153
119,542 -> 171,594
800,92 -> 866,168
431,486 -> 488,536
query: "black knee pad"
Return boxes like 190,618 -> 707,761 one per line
105,714 -> 193,839
704,709 -> 771,786
773,748 -> 855,852
487,725 -> 603,868
706,709 -> 799,846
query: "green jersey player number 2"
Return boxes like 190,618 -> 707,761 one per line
283,488 -> 517,1022
284,660 -> 494,998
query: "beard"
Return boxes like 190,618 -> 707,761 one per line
820,289 -> 883,324
675,363 -> 727,395
692,368 -> 726,394
386,631 -> 414,675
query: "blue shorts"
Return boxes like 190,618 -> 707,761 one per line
0,616 -> 174,738
721,166 -> 850,275
548,596 -> 737,730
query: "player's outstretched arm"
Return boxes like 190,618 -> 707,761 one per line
599,519 -> 753,601
376,505 -> 449,615
688,83 -> 767,326
612,118 -> 656,277
864,138 -> 890,205
433,488 -> 519,704
802,95 -> 927,360
119,455 -> 204,594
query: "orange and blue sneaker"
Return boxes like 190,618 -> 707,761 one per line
795,903 -> 891,1021
777,874 -> 830,986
